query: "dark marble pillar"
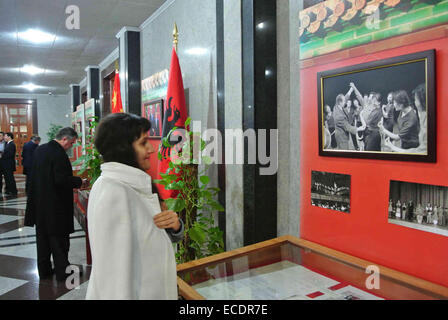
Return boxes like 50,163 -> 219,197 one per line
84,66 -> 100,118
116,27 -> 141,116
242,0 -> 278,245
69,84 -> 80,113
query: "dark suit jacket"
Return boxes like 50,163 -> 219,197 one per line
1,141 -> 16,172
25,140 -> 82,235
22,141 -> 38,175
333,106 -> 357,150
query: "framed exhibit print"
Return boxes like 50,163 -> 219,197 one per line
177,236 -> 448,300
388,180 -> 448,237
311,171 -> 351,213
142,98 -> 164,139
317,49 -> 435,162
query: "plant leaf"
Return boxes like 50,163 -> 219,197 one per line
200,175 -> 210,185
165,198 -> 186,212
189,224 -> 206,245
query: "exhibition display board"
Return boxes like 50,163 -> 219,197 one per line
141,70 -> 169,178
177,236 -> 448,300
72,104 -> 85,171
84,98 -> 95,138
70,111 -> 78,164
299,0 -> 448,288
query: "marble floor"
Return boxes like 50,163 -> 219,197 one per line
0,175 -> 91,300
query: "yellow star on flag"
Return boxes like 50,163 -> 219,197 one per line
112,91 -> 117,108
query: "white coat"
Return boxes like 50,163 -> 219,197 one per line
85,162 -> 178,300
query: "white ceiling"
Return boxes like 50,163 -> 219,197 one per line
0,0 -> 166,95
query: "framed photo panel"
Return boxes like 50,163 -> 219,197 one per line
311,170 -> 351,214
142,99 -> 164,139
388,180 -> 448,237
317,49 -> 435,162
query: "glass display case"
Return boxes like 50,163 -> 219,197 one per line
177,236 -> 448,300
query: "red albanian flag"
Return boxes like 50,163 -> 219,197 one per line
111,72 -> 123,113
156,47 -> 188,200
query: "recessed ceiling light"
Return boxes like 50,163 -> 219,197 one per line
18,29 -> 55,44
21,64 -> 44,75
20,83 -> 40,91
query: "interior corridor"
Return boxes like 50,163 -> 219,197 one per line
0,174 -> 91,300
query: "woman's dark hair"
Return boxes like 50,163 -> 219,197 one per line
394,90 -> 420,135
94,113 -> 151,168
412,83 -> 426,111
393,90 -> 411,108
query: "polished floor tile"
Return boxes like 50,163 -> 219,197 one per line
0,276 -> 28,296
0,174 -> 91,300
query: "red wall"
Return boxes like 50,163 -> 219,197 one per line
146,140 -> 161,180
300,37 -> 448,287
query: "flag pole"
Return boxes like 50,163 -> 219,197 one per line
173,22 -> 178,52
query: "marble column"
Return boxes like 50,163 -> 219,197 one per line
242,0 -> 278,246
84,65 -> 101,118
224,0 -> 244,250
216,0 -> 226,247
276,0 -> 302,237
69,84 -> 80,112
116,26 -> 141,115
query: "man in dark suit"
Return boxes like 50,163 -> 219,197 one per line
1,132 -> 18,195
24,127 -> 88,281
22,135 -> 41,195
0,132 -> 6,193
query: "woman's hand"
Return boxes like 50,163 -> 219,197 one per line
153,210 -> 181,232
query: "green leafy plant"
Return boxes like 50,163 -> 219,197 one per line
154,117 -> 225,264
47,123 -> 63,141
72,117 -> 102,186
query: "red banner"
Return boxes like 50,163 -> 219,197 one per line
156,47 -> 188,200
111,72 -> 123,113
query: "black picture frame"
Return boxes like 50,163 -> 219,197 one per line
317,49 -> 436,162
142,98 -> 164,139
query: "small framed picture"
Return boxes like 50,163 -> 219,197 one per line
142,99 -> 164,139
311,170 -> 351,214
317,49 -> 435,162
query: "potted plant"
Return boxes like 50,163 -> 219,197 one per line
46,123 -> 63,141
155,117 -> 225,264
73,117 -> 102,188
72,117 -> 102,212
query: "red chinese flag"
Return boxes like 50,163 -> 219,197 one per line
156,47 -> 188,200
111,72 -> 123,113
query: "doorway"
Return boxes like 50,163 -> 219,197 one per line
0,100 -> 35,174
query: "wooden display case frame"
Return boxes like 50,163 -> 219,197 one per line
177,235 -> 448,300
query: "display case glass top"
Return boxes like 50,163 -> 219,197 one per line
177,236 -> 448,300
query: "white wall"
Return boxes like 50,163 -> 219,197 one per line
0,93 -> 71,144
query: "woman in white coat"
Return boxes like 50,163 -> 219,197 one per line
86,113 -> 184,300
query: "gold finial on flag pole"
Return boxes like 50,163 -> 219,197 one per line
114,60 -> 119,72
173,22 -> 179,51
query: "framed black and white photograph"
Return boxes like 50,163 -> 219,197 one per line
318,49 -> 435,162
311,171 -> 351,214
388,180 -> 448,237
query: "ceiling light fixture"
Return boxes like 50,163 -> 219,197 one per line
20,83 -> 40,91
21,64 -> 44,75
18,29 -> 55,44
